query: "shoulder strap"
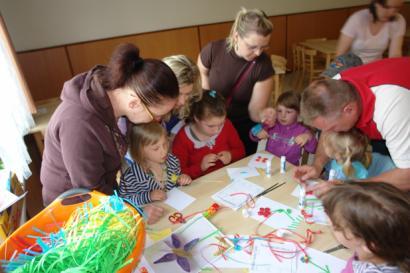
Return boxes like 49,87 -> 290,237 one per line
226,60 -> 256,106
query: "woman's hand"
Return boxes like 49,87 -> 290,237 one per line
150,189 -> 167,201
218,151 -> 232,165
178,174 -> 193,186
201,153 -> 219,171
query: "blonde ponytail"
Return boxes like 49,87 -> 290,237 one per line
342,147 -> 355,178
325,129 -> 372,179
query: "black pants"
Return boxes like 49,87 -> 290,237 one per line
230,116 -> 257,156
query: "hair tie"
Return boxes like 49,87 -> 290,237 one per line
133,58 -> 144,70
209,90 -> 217,98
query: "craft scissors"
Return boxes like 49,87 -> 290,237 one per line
168,212 -> 185,224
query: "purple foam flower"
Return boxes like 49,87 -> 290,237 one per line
153,234 -> 199,272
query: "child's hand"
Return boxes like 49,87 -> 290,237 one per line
295,132 -> 312,146
217,151 -> 232,165
201,153 -> 219,171
256,129 -> 270,139
260,107 -> 276,127
144,205 -> 164,225
150,190 -> 167,201
178,174 -> 192,186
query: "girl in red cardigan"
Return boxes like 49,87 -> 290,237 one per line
172,90 -> 245,179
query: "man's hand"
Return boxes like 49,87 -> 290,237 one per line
294,165 -> 321,183
306,180 -> 343,198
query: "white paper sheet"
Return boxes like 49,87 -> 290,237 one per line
247,153 -> 274,169
249,196 -> 304,230
226,166 -> 260,180
144,215 -> 233,273
0,190 -> 27,212
295,246 -> 346,273
212,179 -> 264,210
132,256 -> 156,273
163,188 -> 195,211
291,184 -> 329,225
250,240 -> 298,273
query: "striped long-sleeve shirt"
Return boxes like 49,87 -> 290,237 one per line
119,153 -> 181,206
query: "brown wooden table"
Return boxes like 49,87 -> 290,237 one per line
299,39 -> 338,67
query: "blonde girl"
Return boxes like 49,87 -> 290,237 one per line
322,182 -> 410,273
119,122 -> 192,206
162,55 -> 202,136
323,129 -> 395,180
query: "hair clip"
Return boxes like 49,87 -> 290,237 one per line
209,90 -> 217,98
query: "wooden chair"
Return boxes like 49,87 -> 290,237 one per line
270,54 -> 287,103
292,44 -> 303,71
305,37 -> 327,43
301,48 -> 326,84
291,44 -> 305,90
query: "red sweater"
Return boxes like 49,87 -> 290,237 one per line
340,57 -> 410,139
172,119 -> 245,179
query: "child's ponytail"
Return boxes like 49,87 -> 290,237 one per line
342,146 -> 355,178
188,90 -> 226,123
362,149 -> 372,169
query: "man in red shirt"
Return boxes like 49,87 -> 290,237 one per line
294,57 -> 410,191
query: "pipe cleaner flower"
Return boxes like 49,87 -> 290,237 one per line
258,207 -> 272,218
153,233 -> 199,272
170,173 -> 179,184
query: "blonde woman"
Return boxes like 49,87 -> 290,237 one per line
198,7 -> 274,155
162,55 -> 202,136
322,129 -> 396,180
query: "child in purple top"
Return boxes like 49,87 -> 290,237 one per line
249,91 -> 317,165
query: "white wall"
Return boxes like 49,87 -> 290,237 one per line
0,0 -> 369,52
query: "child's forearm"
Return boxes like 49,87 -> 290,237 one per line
124,191 -> 152,206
